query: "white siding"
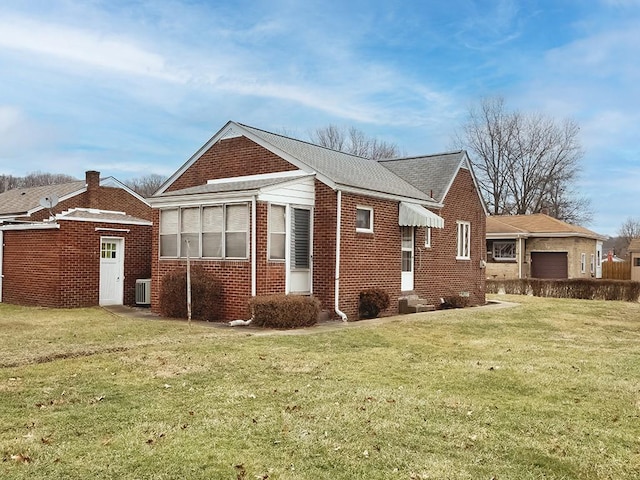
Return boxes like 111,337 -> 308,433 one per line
259,177 -> 315,206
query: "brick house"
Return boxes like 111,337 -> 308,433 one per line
150,121 -> 487,321
486,214 -> 606,280
0,171 -> 153,307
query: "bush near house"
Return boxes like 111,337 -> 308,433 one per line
159,265 -> 223,321
358,288 -> 391,319
487,278 -> 640,302
249,294 -> 320,329
440,295 -> 469,309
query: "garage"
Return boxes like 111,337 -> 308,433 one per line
530,251 -> 568,279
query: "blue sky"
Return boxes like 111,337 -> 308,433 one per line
0,0 -> 638,236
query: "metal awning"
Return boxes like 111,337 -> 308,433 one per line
399,202 -> 444,228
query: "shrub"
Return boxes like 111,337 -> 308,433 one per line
159,265 -> 223,322
440,295 -> 469,309
249,294 -> 320,329
358,288 -> 391,319
486,279 -> 640,302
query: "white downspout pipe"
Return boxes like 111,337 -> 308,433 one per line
334,190 -> 347,321
251,196 -> 257,297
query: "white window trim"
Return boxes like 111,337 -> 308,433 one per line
159,203 -> 249,260
356,206 -> 374,233
492,240 -> 516,261
424,226 -> 431,248
580,253 -> 586,273
456,221 -> 471,260
590,253 -> 595,274
268,203 -> 286,261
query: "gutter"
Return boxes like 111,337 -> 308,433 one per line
251,196 -> 257,297
334,190 -> 348,321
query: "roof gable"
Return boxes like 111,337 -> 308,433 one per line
156,121 -> 439,205
0,180 -> 86,217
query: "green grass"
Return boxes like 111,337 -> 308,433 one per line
1,296 -> 639,479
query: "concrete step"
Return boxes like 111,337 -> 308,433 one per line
398,297 -> 436,314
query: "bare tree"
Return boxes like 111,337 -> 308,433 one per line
124,174 -> 167,198
311,125 -> 403,160
454,97 -> 592,224
0,171 -> 77,193
618,217 -> 640,243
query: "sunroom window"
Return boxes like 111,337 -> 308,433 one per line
159,203 -> 248,259
269,204 -> 286,260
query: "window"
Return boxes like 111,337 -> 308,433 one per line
424,227 -> 431,248
580,253 -> 586,273
159,203 -> 248,259
160,209 -> 178,257
225,204 -> 248,258
492,241 -> 516,261
590,254 -> 595,274
635,258 -> 640,267
101,241 -> 117,259
181,207 -> 200,257
356,206 -> 373,233
269,204 -> 286,260
456,221 -> 471,259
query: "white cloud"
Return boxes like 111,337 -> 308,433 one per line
0,15 -> 188,83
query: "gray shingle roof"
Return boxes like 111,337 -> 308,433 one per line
239,123 -> 434,202
0,180 -> 85,216
156,174 -> 300,197
379,151 -> 466,203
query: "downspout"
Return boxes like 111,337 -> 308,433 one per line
251,196 -> 257,297
334,190 -> 348,321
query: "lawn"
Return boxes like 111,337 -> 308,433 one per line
1,296 -> 639,479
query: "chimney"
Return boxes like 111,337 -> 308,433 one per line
86,171 -> 100,208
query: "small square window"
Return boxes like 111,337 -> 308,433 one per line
634,258 -> 640,267
356,207 -> 373,233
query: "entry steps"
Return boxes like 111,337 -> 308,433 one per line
398,294 -> 436,314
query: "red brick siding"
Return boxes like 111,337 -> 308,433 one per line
255,202 -> 286,296
312,181 -> 337,315
167,136 -> 297,192
414,168 -> 486,307
150,208 -> 254,321
335,193 -> 402,319
2,221 -> 151,308
26,187 -> 152,222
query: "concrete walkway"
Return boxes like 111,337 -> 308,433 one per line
102,299 -> 520,335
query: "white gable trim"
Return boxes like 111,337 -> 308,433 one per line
56,208 -> 152,226
0,222 -> 60,231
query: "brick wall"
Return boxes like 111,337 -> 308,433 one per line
167,136 -> 296,192
526,237 -> 599,279
2,220 -> 151,308
337,193 -> 402,319
414,168 -> 486,307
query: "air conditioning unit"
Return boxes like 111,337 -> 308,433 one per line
135,279 -> 151,305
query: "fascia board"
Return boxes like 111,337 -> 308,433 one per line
100,177 -> 151,205
0,223 -> 60,231
338,184 -> 443,208
149,191 -> 257,208
58,217 -> 152,226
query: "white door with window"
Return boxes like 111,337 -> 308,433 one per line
289,207 -> 312,294
596,241 -> 603,278
401,227 -> 414,291
99,237 -> 124,305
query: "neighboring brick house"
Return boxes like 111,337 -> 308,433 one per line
486,214 -> 606,280
0,171 -> 153,307
628,239 -> 640,282
150,121 -> 487,321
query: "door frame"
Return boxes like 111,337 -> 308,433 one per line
401,226 -> 414,291
0,231 -> 3,303
99,236 -> 125,305
287,205 -> 313,294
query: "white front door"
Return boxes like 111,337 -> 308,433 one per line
596,241 -> 603,279
99,237 -> 124,305
401,227 -> 414,291
289,207 -> 312,294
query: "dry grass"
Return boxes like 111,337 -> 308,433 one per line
1,296 -> 639,479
